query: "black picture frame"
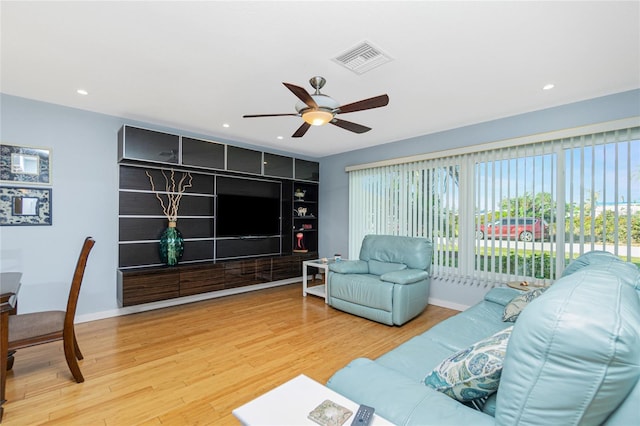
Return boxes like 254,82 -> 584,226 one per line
0,144 -> 52,185
0,186 -> 52,226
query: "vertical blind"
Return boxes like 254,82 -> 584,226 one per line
348,126 -> 640,285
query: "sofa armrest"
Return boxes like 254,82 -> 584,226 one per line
329,260 -> 369,274
380,269 -> 429,285
484,287 -> 523,306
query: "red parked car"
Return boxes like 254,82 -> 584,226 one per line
476,218 -> 550,242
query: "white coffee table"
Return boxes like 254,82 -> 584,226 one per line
232,374 -> 392,425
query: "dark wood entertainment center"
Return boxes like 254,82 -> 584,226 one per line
117,125 -> 319,307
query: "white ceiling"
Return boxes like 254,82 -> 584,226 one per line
1,1 -> 639,158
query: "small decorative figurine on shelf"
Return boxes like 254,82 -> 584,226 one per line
296,206 -> 308,217
293,232 -> 308,253
294,188 -> 306,201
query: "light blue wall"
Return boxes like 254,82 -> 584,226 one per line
2,90 -> 638,318
318,89 -> 640,308
0,94 -> 314,319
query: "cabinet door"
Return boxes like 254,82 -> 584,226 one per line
227,146 -> 262,174
182,137 -> 225,169
118,126 -> 179,164
223,259 -> 261,288
119,270 -> 180,306
294,159 -> 319,181
264,153 -> 293,178
180,265 -> 225,296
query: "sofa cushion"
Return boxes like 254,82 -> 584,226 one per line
359,234 -> 433,271
376,334 -> 462,379
327,358 -> 494,426
368,259 -> 407,276
578,261 -> 640,291
495,269 -> 640,425
502,287 -> 547,322
561,250 -> 619,277
424,326 -> 513,402
426,300 -> 509,353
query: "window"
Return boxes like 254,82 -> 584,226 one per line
472,142 -> 558,282
348,124 -> 640,285
348,159 -> 461,279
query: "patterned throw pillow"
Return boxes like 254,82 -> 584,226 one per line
502,288 -> 547,322
424,326 -> 513,402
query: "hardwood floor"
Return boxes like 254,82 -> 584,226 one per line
3,283 -> 458,425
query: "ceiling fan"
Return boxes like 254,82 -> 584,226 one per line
243,76 -> 389,138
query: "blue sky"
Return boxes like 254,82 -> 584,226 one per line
475,138 -> 640,212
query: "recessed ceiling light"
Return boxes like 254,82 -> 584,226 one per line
76,89 -> 88,95
276,136 -> 284,140
542,83 -> 555,91
222,123 -> 230,128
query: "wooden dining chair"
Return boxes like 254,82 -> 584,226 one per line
7,236 -> 95,383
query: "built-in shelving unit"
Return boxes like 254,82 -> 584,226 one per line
292,182 -> 318,253
117,125 -> 319,307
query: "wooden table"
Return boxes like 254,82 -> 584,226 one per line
0,272 -> 21,422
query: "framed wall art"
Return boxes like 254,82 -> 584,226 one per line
0,186 -> 52,226
0,144 -> 51,184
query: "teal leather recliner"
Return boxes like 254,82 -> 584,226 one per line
327,235 -> 433,326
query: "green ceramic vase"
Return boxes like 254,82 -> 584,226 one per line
159,221 -> 184,266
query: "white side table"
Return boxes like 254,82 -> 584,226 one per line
506,281 -> 548,291
232,374 -> 393,426
302,259 -> 333,303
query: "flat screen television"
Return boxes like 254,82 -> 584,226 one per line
216,194 -> 281,237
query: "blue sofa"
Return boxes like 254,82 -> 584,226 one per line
327,251 -> 640,425
327,235 -> 433,326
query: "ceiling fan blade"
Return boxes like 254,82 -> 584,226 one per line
243,113 -> 298,118
338,94 -> 389,114
330,118 -> 371,134
292,122 -> 311,138
283,82 -> 318,109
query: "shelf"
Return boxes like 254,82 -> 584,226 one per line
292,180 -> 318,254
305,285 -> 325,298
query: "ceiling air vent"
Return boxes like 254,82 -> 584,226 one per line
333,41 -> 393,75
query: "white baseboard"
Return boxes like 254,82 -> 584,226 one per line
75,277 -> 300,324
427,297 -> 470,312
76,279 -> 471,323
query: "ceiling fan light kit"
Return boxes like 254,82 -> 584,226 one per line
302,110 -> 334,126
243,76 -> 389,138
